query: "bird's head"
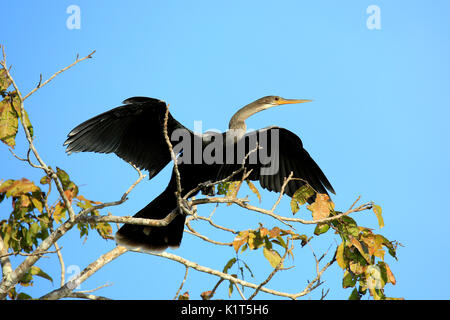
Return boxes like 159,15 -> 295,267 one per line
229,96 -> 313,131
256,96 -> 313,110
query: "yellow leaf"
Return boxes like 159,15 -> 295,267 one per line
247,232 -> 257,249
263,247 -> 283,268
307,193 -> 334,220
246,180 -> 261,203
53,202 -> 67,224
259,227 -> 269,237
0,68 -> 12,91
232,231 -> 248,253
31,197 -> 43,213
336,242 -> 347,269
0,97 -> 19,147
384,263 -> 396,285
225,181 -> 242,206
0,178 -> 40,197
373,204 -> 384,228
361,234 -> 385,260
19,194 -> 31,208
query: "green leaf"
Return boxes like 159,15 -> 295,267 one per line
337,216 -> 359,238
30,266 -> 53,284
228,281 -> 234,297
290,184 -> 315,214
17,292 -> 32,300
314,223 -> 330,235
56,167 -> 75,191
350,237 -> 371,264
349,288 -> 361,300
223,257 -> 237,274
29,222 -> 40,236
95,222 -> 112,239
40,175 -> 51,185
378,235 -> 398,259
343,270 -> 357,288
242,260 -> 254,278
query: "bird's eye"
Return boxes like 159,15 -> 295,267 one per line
274,97 -> 279,101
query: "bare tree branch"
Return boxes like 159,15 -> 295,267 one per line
140,250 -> 331,299
0,234 -> 13,286
40,246 -> 127,300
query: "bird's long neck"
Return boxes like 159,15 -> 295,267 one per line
228,100 -> 269,132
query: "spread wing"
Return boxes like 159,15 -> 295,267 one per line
217,126 -> 335,198
64,97 -> 191,179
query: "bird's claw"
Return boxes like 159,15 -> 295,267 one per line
179,198 -> 196,218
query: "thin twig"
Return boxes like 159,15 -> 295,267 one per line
22,50 -> 96,100
162,104 -> 185,213
0,248 -> 61,259
65,292 -> 111,300
77,283 -> 112,294
53,242 -> 65,287
173,266 -> 189,300
185,218 -> 233,247
270,172 -> 294,212
141,250 -> 330,300
248,239 -> 292,300
234,282 -> 247,300
349,195 -> 361,210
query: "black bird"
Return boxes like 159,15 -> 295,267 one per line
64,96 -> 335,251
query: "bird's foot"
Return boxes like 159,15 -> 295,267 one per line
178,198 -> 195,217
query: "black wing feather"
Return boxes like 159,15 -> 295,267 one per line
64,97 -> 190,179
218,126 -> 335,200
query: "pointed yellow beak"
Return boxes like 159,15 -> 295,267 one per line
275,98 -> 313,105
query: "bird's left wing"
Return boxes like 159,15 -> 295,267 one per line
64,97 -> 190,179
217,126 -> 335,199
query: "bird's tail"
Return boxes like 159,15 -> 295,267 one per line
114,188 -> 184,252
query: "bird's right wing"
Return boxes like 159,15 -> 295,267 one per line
64,97 -> 190,179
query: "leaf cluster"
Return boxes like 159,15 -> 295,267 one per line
0,168 -> 111,299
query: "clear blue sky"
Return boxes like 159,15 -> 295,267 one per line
1,0 -> 449,300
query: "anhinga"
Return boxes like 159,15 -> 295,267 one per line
64,96 -> 335,251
